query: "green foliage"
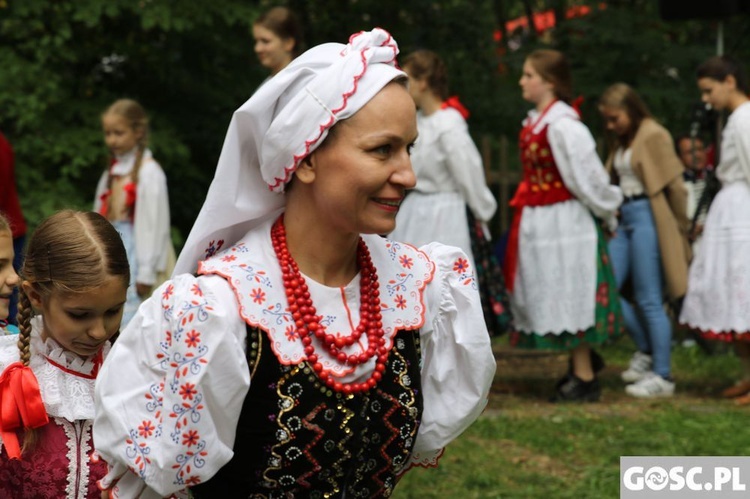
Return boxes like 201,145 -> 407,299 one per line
2,0 -> 750,243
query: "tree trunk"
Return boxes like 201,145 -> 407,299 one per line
492,0 -> 510,50
522,0 -> 536,40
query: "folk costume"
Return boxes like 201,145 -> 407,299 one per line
505,100 -> 623,349
0,318 -> 108,498
680,101 -> 750,341
93,29 -> 496,498
94,147 -> 173,328
390,102 -> 511,336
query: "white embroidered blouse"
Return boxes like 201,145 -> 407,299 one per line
93,218 -> 496,498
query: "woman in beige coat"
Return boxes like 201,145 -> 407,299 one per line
599,83 -> 691,398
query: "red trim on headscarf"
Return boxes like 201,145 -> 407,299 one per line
0,362 -> 49,459
441,96 -> 470,119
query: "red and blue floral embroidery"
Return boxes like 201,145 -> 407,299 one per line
123,282 -> 213,488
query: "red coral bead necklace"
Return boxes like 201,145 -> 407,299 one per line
271,215 -> 387,394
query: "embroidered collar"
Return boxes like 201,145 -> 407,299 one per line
199,217 -> 435,375
110,147 -> 152,177
27,317 -> 109,420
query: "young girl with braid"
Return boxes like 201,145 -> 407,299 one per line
0,210 -> 129,498
0,213 -> 21,334
94,99 -> 173,329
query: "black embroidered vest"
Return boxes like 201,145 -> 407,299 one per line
191,326 -> 423,498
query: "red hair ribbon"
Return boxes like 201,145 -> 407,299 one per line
0,362 -> 49,459
441,96 -> 470,120
123,182 -> 137,209
571,95 -> 584,117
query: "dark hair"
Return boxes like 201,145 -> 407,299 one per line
526,49 -> 572,103
402,49 -> 449,101
254,6 -> 304,57
697,55 -> 749,95
599,82 -> 653,148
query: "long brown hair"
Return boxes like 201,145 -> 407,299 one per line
599,82 -> 653,149
526,49 -> 573,104
16,210 -> 129,453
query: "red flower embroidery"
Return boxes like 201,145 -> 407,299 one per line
453,258 -> 469,273
204,239 -> 224,258
251,287 -> 266,304
179,382 -> 198,401
138,420 -> 156,438
191,284 -> 204,297
221,254 -> 237,262
163,284 -> 174,300
394,294 -> 407,310
285,325 -> 298,341
185,329 -> 201,348
399,254 -> 413,269
182,429 -> 200,447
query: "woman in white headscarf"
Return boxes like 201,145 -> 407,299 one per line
92,28 -> 495,498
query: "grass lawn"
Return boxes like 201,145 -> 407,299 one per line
393,334 -> 749,498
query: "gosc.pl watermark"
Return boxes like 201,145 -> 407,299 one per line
621,457 -> 749,498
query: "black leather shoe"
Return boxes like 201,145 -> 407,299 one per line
556,349 -> 605,390
550,374 -> 601,403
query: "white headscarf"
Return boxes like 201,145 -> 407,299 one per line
173,28 -> 406,275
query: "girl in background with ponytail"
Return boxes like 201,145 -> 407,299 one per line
507,49 -> 624,402
95,98 -> 173,328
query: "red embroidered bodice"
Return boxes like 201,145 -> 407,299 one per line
0,418 -> 107,498
511,115 -> 574,208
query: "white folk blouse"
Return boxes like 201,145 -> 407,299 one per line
391,107 -> 497,264
511,101 -> 622,335
93,217 -> 496,498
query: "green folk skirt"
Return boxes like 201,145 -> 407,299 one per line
510,223 -> 624,351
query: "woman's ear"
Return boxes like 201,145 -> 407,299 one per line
282,37 -> 296,55
21,281 -> 43,311
294,155 -> 317,185
726,74 -> 738,91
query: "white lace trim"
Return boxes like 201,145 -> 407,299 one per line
27,317 -> 109,421
61,418 -> 93,499
198,217 -> 435,375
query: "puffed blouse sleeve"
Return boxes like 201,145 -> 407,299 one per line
437,110 -> 497,222
93,273 -> 250,498
405,242 -> 496,470
548,117 -> 623,230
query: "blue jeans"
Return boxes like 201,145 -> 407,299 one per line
608,198 -> 672,378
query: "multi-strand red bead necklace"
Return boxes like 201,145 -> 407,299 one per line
271,216 -> 388,394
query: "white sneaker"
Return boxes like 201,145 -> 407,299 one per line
625,372 -> 675,398
621,351 -> 653,383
